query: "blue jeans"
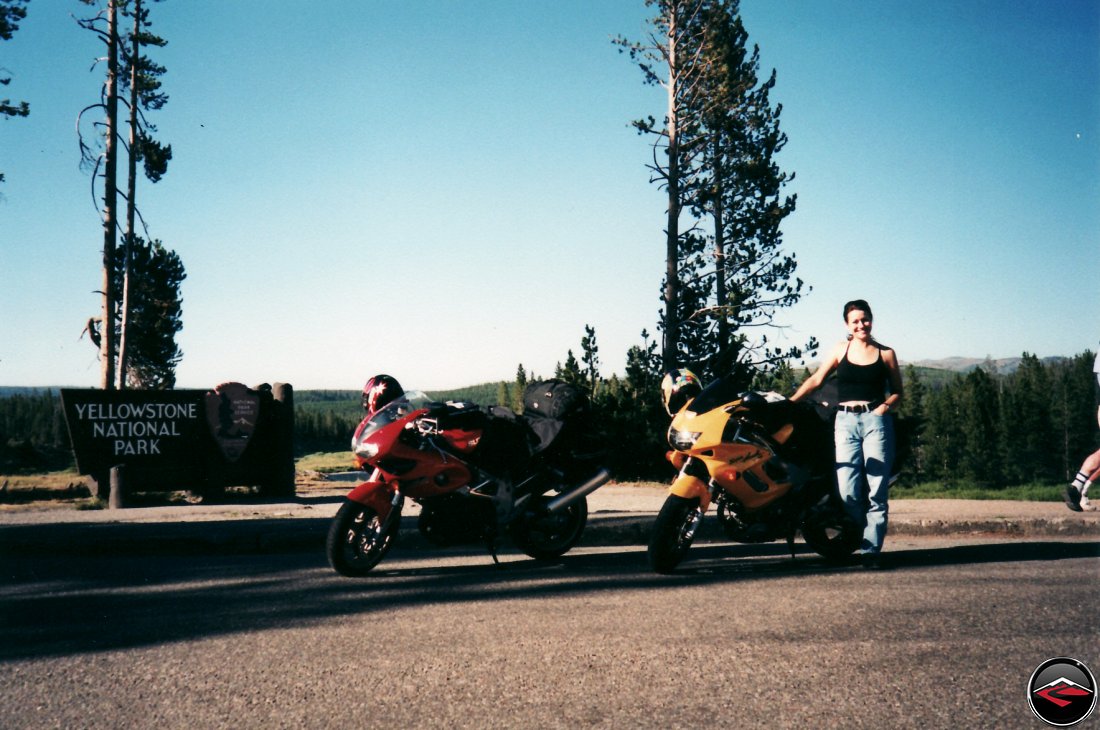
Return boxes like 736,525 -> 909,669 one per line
835,411 -> 895,554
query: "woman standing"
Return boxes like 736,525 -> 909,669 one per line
791,299 -> 904,568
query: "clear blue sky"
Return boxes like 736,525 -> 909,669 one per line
2,0 -> 1097,391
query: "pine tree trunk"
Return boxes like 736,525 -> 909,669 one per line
662,11 -> 681,371
712,134 -> 728,372
117,0 -> 142,390
99,0 -> 120,390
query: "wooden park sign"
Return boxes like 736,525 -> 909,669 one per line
61,382 -> 295,504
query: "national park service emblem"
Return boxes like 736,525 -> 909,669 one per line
205,382 -> 259,462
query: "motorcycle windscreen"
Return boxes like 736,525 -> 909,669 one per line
353,393 -> 433,449
686,375 -> 743,415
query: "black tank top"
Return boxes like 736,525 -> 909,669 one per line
836,346 -> 889,403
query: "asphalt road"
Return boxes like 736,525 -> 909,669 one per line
2,535 -> 1098,729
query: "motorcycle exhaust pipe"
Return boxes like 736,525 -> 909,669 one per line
545,467 -> 612,514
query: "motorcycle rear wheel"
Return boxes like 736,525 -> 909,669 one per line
326,500 -> 399,577
511,497 -> 588,560
800,503 -> 861,561
648,495 -> 701,574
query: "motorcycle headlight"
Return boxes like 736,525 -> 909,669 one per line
354,441 -> 380,460
669,428 -> 702,451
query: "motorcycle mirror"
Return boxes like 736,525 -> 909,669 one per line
739,391 -> 766,407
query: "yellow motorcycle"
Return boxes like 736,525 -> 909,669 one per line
648,371 -> 860,574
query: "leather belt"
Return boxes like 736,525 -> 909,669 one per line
837,401 -> 882,414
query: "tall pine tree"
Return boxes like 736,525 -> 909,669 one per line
900,365 -> 927,479
957,368 -> 1003,487
615,0 -> 710,370
580,324 -> 600,395
0,0 -> 30,187
1001,353 -> 1055,483
79,0 -> 181,389
116,238 -> 184,389
117,0 -> 172,388
618,0 -> 808,383
77,0 -> 123,388
690,1 -> 806,384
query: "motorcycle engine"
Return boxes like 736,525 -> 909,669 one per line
716,495 -> 782,543
417,494 -> 496,546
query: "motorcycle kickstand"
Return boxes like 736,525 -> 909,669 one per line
485,532 -> 502,567
785,528 -> 797,560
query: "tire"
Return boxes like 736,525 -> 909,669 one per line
511,497 -> 588,560
648,495 -> 701,574
326,500 -> 399,577
800,502 -> 861,561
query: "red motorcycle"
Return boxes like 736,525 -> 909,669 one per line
326,382 -> 611,576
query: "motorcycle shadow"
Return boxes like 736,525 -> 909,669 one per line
643,539 -> 1100,578
359,537 -> 1098,586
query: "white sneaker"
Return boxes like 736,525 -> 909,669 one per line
1081,496 -> 1094,511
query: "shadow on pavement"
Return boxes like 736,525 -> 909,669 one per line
1,539 -> 1095,662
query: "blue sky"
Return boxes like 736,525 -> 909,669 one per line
2,0 -> 1097,391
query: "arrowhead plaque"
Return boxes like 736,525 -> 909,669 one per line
205,382 -> 259,462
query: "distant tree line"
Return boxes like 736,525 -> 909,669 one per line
0,391 -> 70,471
903,352 -> 1098,488
293,384 -> 508,458
3,351 -> 1095,486
294,401 -> 359,457
541,330 -> 1098,487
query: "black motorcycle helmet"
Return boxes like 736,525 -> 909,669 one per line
362,374 -> 404,416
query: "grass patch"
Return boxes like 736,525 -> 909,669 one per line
893,481 -> 1063,501
296,451 -> 357,474
0,469 -> 87,490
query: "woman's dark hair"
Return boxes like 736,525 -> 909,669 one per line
843,299 -> 873,322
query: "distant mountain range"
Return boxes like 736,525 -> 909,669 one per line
904,356 -> 1069,375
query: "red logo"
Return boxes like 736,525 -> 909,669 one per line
1035,678 -> 1092,708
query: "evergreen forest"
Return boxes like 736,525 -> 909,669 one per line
2,350 -> 1096,490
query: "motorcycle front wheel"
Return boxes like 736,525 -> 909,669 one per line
326,500 -> 400,577
648,494 -> 702,574
511,496 -> 588,560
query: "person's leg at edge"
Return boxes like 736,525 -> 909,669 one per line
1080,465 -> 1100,511
834,411 -> 866,549
1065,448 -> 1100,512
861,412 -> 895,560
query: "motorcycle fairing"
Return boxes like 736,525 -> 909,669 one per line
439,426 -> 483,454
668,393 -> 796,512
400,461 -> 473,498
669,456 -> 712,509
670,473 -> 710,510
346,480 -> 397,520
707,442 -> 795,510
